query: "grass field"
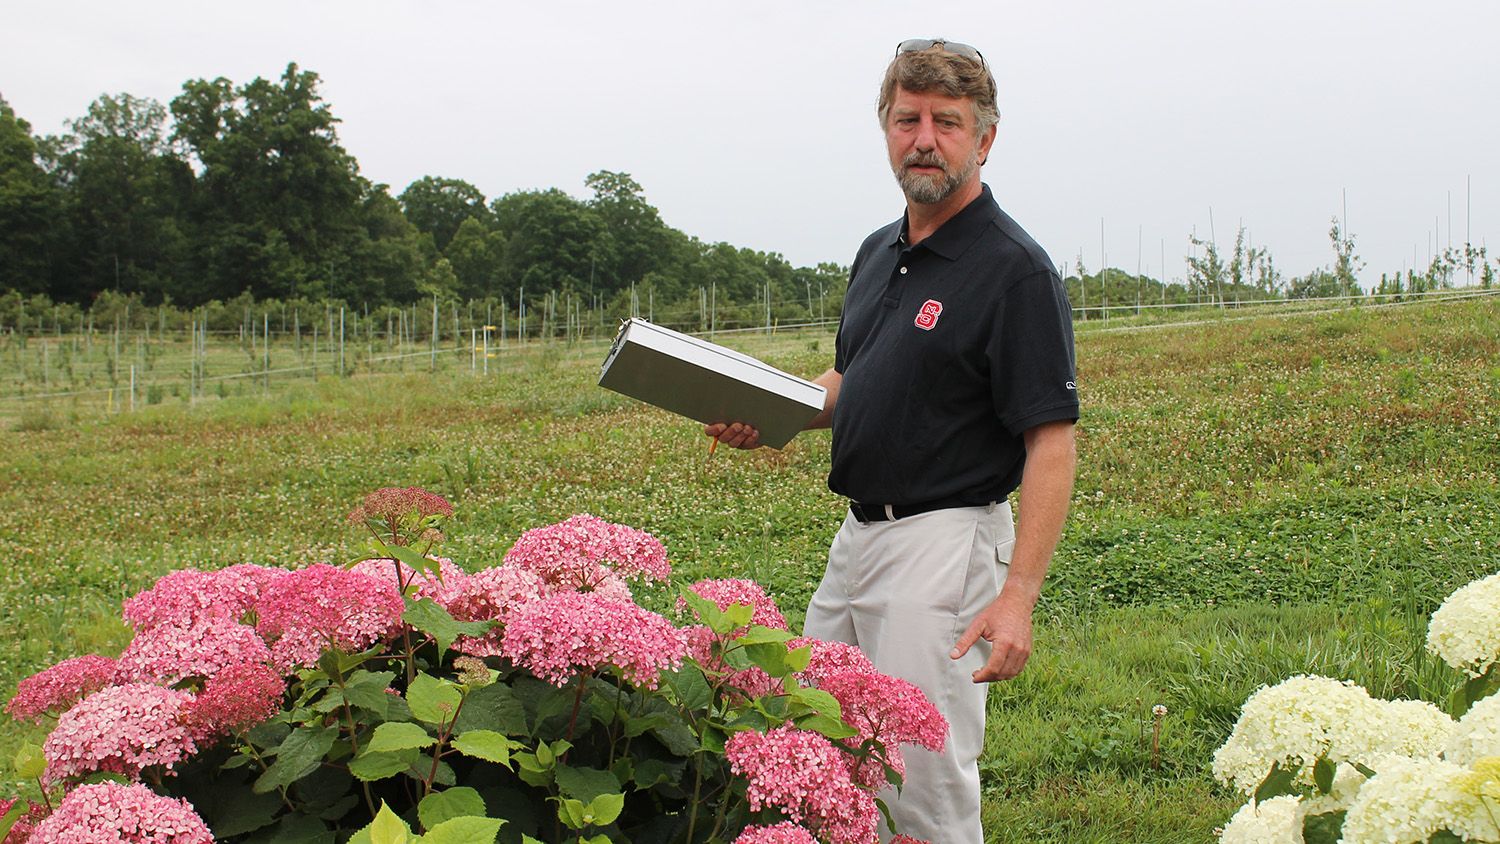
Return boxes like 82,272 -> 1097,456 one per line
2,295 -> 1497,841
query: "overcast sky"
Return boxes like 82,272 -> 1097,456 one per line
6,1 -> 1498,286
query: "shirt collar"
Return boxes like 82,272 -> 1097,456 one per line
891,183 -> 998,260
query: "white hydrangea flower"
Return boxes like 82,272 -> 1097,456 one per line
1301,761 -> 1371,816
1341,756 -> 1499,844
1218,795 -> 1303,844
1445,693 -> 1500,767
1377,698 -> 1454,760
1427,571 -> 1500,677
1212,676 -> 1389,795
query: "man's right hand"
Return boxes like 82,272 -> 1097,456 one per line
704,422 -> 761,449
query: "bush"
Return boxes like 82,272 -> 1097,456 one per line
0,488 -> 941,843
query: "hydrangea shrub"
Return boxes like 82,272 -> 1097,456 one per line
0,488 -> 939,843
1214,568 -> 1500,844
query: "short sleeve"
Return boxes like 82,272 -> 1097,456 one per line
987,270 -> 1079,434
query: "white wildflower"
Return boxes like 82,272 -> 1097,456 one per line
1445,694 -> 1500,767
1218,795 -> 1303,844
1427,571 -> 1500,677
1212,676 -> 1388,795
1341,756 -> 1499,844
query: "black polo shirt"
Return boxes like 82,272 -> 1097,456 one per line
829,184 -> 1078,506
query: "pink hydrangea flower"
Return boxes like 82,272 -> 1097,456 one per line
500,591 -> 687,688
726,725 -> 879,844
122,564 -> 279,631
183,662 -> 285,741
114,617 -> 272,686
819,669 -> 947,754
44,684 -> 197,783
790,638 -> 876,688
347,486 -> 454,526
890,836 -> 930,844
6,654 -> 117,723
28,781 -> 213,842
254,564 -> 404,670
445,565 -> 546,657
503,514 -> 670,589
733,822 -> 818,844
681,578 -> 788,630
351,555 -> 469,604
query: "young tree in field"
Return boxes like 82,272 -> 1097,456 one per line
0,96 -> 63,295
1329,216 -> 1364,296
1186,233 -> 1226,303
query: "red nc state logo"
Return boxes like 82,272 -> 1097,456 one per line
914,299 -> 943,331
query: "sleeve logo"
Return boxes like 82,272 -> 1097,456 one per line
914,299 -> 944,331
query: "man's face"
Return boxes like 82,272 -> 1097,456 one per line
885,86 -> 995,205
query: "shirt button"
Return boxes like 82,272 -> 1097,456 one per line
899,266 -> 908,275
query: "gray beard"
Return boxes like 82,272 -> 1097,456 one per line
895,150 -> 979,205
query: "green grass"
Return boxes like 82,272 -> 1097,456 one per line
1,298 -> 1497,841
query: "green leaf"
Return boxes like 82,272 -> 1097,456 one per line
366,721 -> 437,753
585,792 -> 625,826
350,750 -> 418,782
1254,762 -> 1299,804
452,730 -> 518,767
745,641 -> 794,677
403,598 -> 493,661
205,786 -> 283,837
1313,756 -> 1336,794
557,798 -> 588,830
452,682 -> 528,735
418,787 -> 486,830
12,742 -> 45,780
795,712 -> 860,740
784,644 -> 812,673
735,625 -> 795,646
419,816 -> 505,844
0,800 -> 26,844
241,813 -> 334,844
1301,810 -> 1346,844
677,587 -> 728,632
555,765 -> 621,804
378,541 -> 442,579
663,663 -> 712,712
409,672 -> 464,727
254,724 -> 338,793
369,802 -> 414,844
630,757 -> 686,790
344,670 -> 399,717
787,686 -> 843,719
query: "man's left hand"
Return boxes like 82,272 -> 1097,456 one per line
950,598 -> 1034,683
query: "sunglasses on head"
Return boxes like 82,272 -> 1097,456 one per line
895,38 -> 986,67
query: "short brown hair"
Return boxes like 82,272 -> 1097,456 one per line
877,44 -> 999,136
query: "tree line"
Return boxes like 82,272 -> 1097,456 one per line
0,64 -> 847,322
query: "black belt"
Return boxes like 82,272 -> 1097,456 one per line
848,496 -> 978,523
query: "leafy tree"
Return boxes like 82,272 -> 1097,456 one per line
398,176 -> 488,253
44,93 -> 193,303
490,188 -> 605,301
0,96 -> 63,295
444,216 -> 505,300
170,63 -> 369,303
585,170 -> 672,291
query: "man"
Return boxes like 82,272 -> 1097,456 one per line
708,38 -> 1077,843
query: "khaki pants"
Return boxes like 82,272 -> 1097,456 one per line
804,503 -> 1014,844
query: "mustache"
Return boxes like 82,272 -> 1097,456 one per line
901,151 -> 948,172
